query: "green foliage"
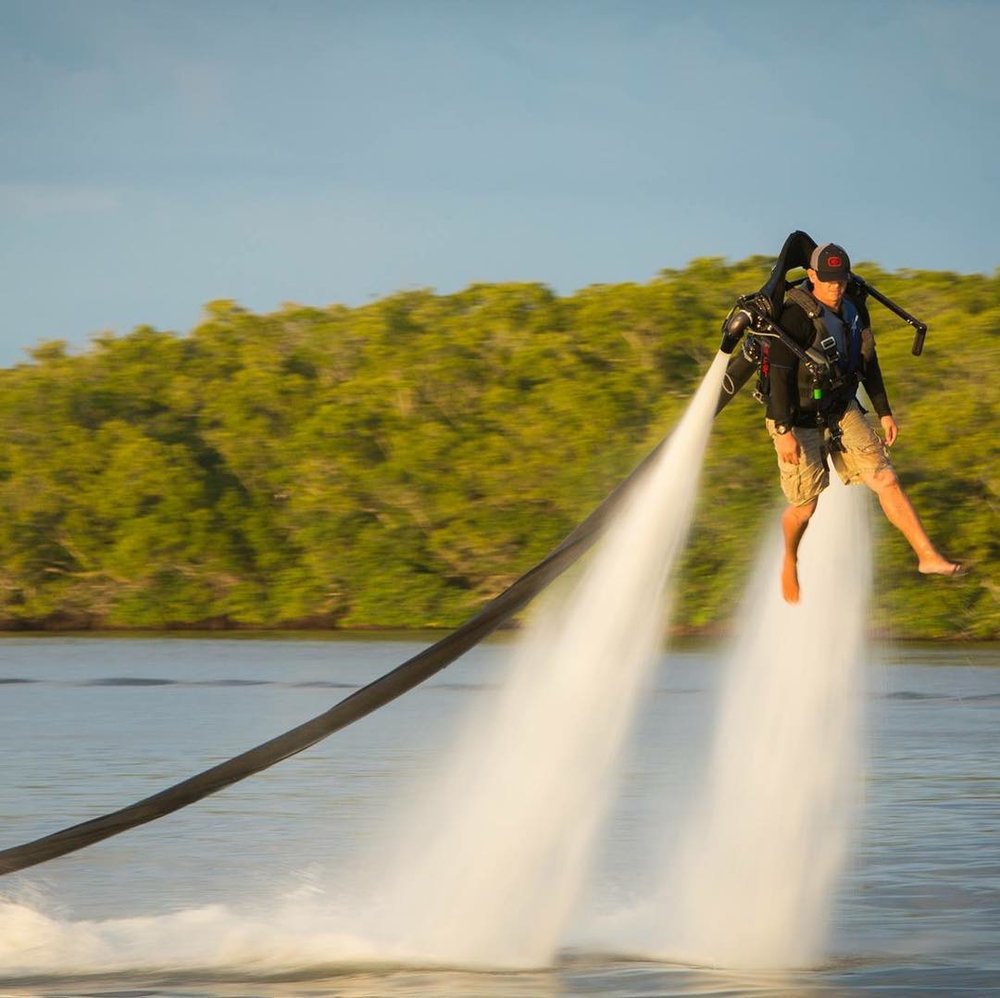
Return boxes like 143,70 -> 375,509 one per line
0,260 -> 994,639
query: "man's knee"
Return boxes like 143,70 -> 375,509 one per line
868,467 -> 900,494
784,498 -> 818,525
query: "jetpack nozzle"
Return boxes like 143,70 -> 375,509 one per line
719,307 -> 753,355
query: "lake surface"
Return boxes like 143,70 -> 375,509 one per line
0,635 -> 996,996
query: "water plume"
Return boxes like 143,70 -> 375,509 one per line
646,475 -> 871,968
363,353 -> 729,968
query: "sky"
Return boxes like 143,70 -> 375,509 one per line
1,0 -> 997,367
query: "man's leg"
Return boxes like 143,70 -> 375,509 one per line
836,404 -> 963,576
768,418 -> 826,604
781,498 -> 818,603
869,469 -> 962,575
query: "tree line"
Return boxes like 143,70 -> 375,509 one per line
0,256 -> 995,639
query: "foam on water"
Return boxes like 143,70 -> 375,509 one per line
628,474 -> 872,969
0,891 -> 385,976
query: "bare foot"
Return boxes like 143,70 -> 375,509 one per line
781,555 -> 800,603
919,558 -> 968,577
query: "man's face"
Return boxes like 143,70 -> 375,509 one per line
807,268 -> 848,309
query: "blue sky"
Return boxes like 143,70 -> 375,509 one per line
1,0 -> 997,367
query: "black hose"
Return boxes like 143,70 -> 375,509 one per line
1,381 -> 744,876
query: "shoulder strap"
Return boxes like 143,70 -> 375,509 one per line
785,284 -> 821,319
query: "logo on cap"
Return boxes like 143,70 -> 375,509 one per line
827,255 -> 842,267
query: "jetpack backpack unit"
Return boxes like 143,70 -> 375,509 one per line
713,230 -> 928,417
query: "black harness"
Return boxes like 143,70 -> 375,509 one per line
746,285 -> 866,453
784,286 -> 864,425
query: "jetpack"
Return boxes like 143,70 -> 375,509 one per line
713,230 -> 929,417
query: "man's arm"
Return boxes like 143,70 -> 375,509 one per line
766,304 -> 814,465
860,328 -> 892,418
860,331 -> 899,445
765,304 -> 813,427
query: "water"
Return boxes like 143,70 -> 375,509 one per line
0,635 -> 996,994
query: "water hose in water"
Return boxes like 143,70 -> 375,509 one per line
0,406 -> 703,876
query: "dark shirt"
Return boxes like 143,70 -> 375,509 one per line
766,291 -> 892,425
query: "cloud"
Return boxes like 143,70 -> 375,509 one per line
0,183 -> 122,216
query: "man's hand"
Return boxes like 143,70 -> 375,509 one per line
775,430 -> 802,464
881,414 -> 899,447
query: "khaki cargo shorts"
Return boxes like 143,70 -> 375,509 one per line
766,400 -> 894,507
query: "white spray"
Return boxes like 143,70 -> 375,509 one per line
0,892 -> 385,977
646,474 -> 871,969
363,353 -> 729,968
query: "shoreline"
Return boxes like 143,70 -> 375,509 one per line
0,626 -> 993,646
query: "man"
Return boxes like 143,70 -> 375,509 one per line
765,241 -> 963,603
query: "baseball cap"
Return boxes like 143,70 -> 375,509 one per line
809,243 -> 851,281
